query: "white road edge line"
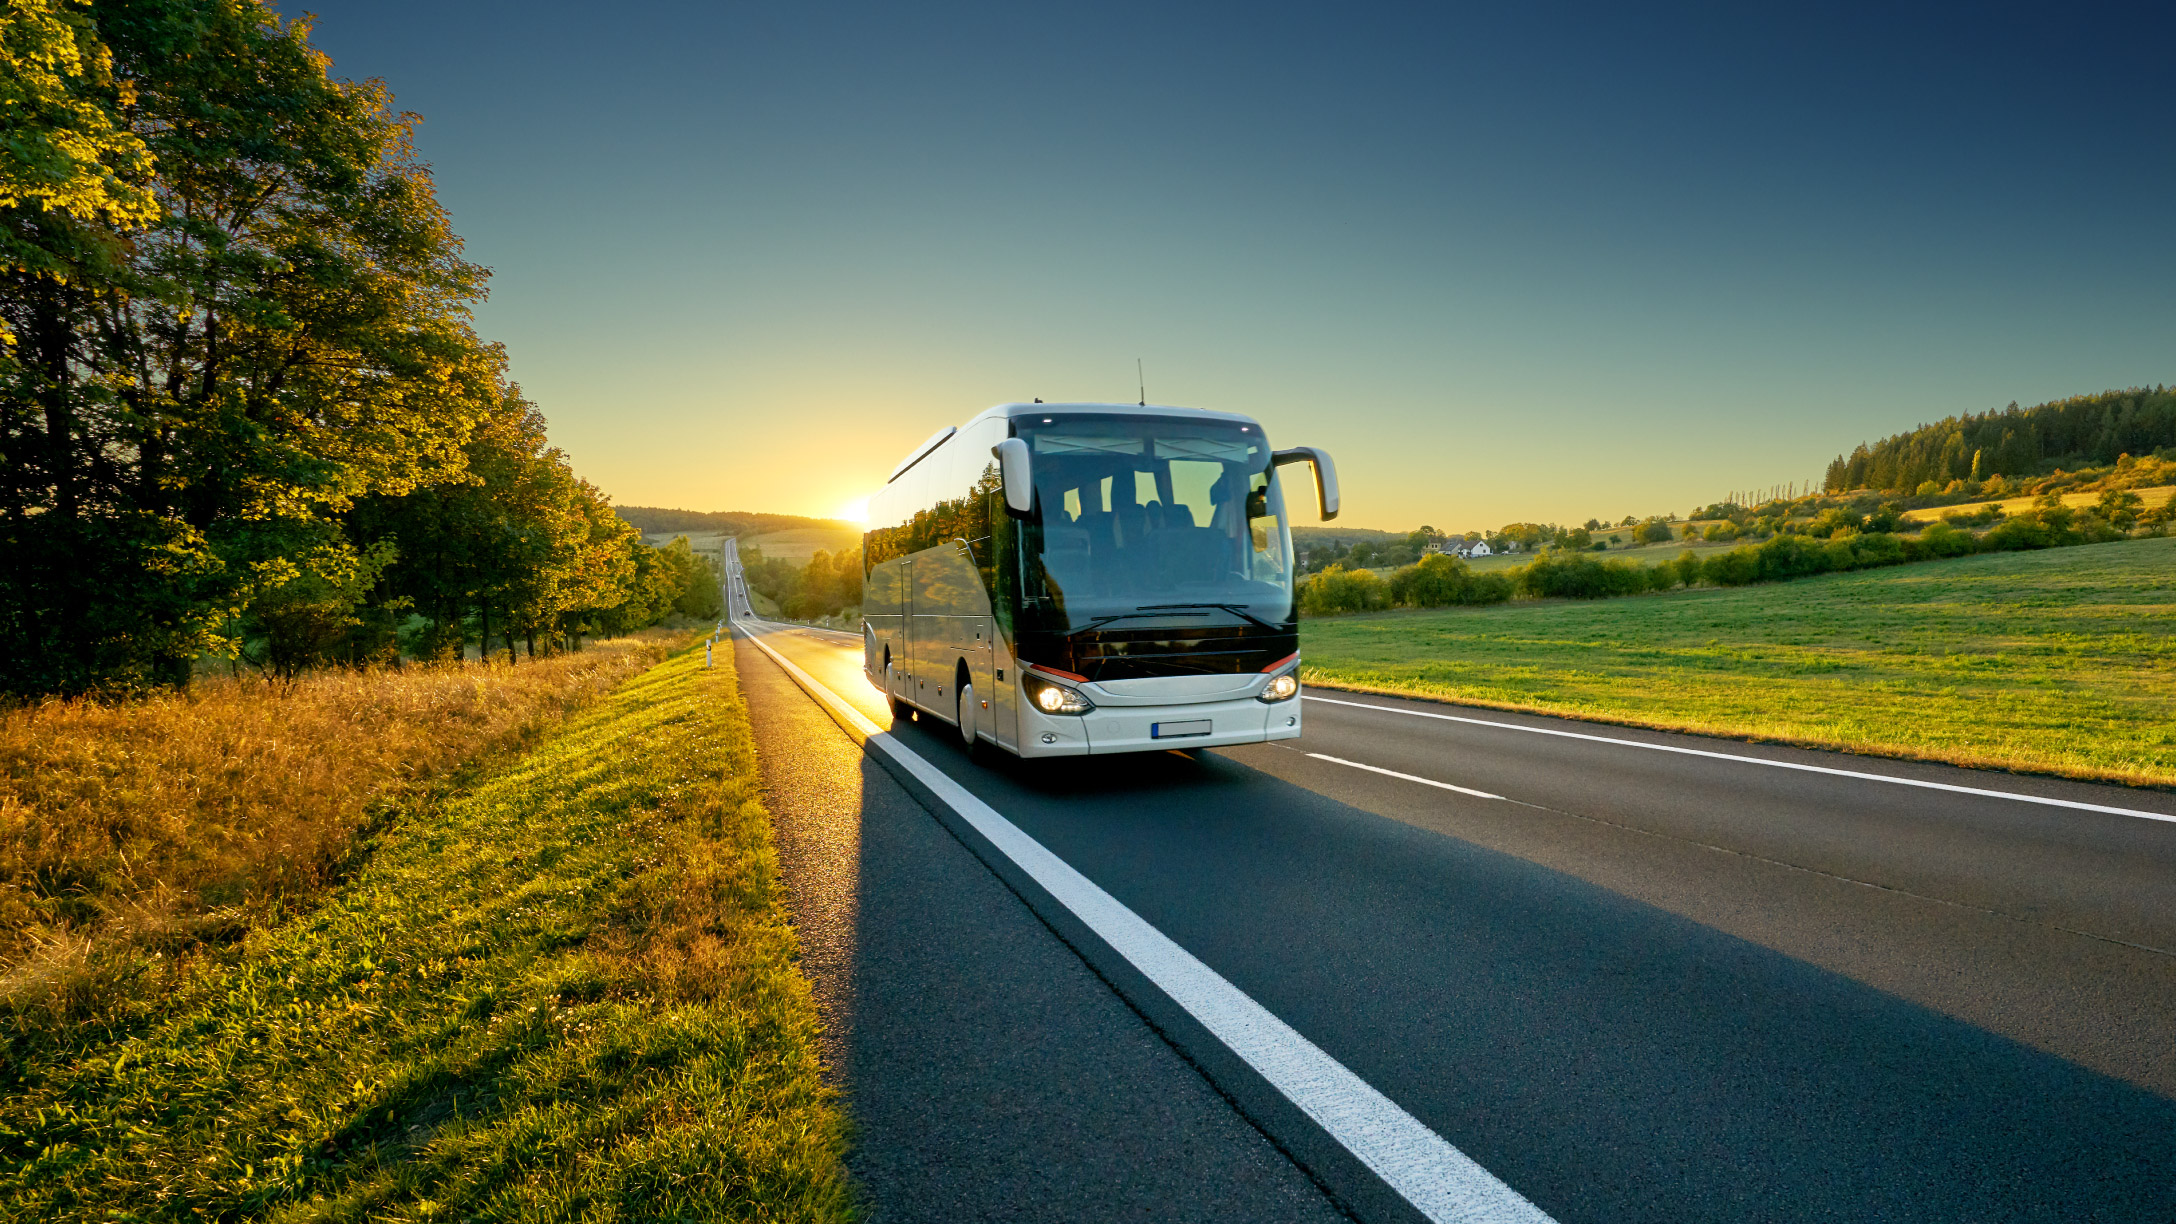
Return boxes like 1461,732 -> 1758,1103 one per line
737,621 -> 1554,1224
1304,694 -> 2176,825
1308,753 -> 1505,800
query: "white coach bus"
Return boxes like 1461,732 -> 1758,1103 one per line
862,402 -> 1338,759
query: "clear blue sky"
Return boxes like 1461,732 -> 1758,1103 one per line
290,0 -> 2174,531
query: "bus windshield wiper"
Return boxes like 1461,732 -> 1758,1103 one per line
1132,602 -> 1278,630
1061,604 -> 1266,636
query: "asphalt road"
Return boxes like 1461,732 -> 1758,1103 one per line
721,543 -> 2176,1222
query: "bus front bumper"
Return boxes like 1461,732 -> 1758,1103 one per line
1016,692 -> 1303,758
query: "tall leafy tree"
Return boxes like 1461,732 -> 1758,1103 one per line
1,0 -> 499,693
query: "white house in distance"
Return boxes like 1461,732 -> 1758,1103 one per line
1426,536 -> 1495,559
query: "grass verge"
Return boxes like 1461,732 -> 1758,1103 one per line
0,641 -> 852,1221
1300,536 -> 2176,788
1,640 -> 673,1011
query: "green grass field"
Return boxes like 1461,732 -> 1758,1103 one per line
642,524 -> 861,569
1301,536 -> 2176,788
0,643 -> 851,1221
743,524 -> 863,564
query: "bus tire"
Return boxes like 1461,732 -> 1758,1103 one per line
957,681 -> 987,763
886,660 -> 911,720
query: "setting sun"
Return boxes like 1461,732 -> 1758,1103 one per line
835,497 -> 869,524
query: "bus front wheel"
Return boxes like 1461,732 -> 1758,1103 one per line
957,681 -> 988,763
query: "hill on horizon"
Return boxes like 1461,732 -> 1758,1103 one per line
614,506 -> 854,538
1825,384 -> 2174,494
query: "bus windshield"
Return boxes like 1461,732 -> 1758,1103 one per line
1016,415 -> 1294,629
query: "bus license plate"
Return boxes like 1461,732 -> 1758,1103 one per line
1152,720 -> 1212,739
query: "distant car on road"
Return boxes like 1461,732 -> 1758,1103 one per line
862,401 -> 1338,760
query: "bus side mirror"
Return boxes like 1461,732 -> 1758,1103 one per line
993,438 -> 1034,517
1272,447 -> 1339,520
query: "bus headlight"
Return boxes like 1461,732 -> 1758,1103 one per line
1258,671 -> 1300,703
1023,671 -> 1094,715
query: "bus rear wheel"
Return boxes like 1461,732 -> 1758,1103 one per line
885,661 -> 911,720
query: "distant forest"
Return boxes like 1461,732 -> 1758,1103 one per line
1825,386 -> 2175,494
613,507 -> 849,537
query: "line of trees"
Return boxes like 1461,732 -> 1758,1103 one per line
1300,518 -> 1686,573
742,546 -> 863,621
1824,386 -> 2176,494
0,0 -> 704,694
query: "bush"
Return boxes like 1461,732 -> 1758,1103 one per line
1516,551 -> 1653,599
1635,518 -> 1675,544
1820,537 -> 1862,571
1753,533 -> 1831,581
1298,564 -> 1390,615
1942,502 -> 2005,528
1984,511 -> 2072,551
1691,530 -> 1908,588
2076,512 -> 2126,544
1703,521 -> 1741,542
1807,507 -> 1862,537
1701,548 -> 1762,586
1387,554 -> 1512,608
1846,531 -> 1907,568
1916,522 -> 1979,558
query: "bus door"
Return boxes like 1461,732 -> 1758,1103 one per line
893,556 -> 913,707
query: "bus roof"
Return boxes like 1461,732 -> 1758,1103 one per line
981,401 -> 1260,426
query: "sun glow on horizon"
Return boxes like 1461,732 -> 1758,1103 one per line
835,497 -> 870,524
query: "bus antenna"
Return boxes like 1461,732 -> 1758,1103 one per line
1137,358 -> 1146,406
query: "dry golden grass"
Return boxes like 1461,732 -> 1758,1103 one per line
0,636 -> 675,1012
0,640 -> 852,1221
1898,483 -> 2176,523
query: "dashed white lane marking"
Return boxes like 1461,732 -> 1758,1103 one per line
1304,694 -> 2176,826
1307,753 -> 1504,800
738,620 -> 1555,1224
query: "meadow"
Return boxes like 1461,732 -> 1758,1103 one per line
0,642 -> 848,1221
741,524 -> 864,565
1898,483 -> 2176,523
1300,536 -> 2176,787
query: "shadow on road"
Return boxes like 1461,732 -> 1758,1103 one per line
873,707 -> 2176,1224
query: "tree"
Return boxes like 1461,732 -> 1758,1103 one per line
0,0 -> 160,309
2096,489 -> 2143,530
1,0 -> 499,693
658,536 -> 723,620
1826,387 -> 2176,493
